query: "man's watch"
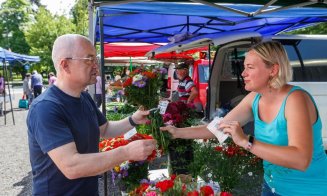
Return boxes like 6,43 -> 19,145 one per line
128,116 -> 138,127
246,135 -> 254,151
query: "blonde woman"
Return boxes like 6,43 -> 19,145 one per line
162,41 -> 327,195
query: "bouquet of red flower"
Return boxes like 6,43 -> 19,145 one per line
162,101 -> 200,128
99,133 -> 163,192
123,67 -> 171,153
190,139 -> 263,194
130,175 -> 217,196
123,67 -> 165,110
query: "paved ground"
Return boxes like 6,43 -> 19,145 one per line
0,86 -> 32,196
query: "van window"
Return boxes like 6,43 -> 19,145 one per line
222,48 -> 247,80
199,65 -> 209,83
280,39 -> 327,82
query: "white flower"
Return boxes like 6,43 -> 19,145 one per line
132,74 -> 143,82
207,173 -> 212,178
248,172 -> 253,176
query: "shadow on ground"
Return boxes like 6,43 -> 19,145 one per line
13,171 -> 32,196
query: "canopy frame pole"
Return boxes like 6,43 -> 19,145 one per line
99,10 -> 108,196
190,0 -> 249,16
1,59 -> 15,125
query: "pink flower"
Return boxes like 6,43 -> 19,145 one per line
146,192 -> 157,196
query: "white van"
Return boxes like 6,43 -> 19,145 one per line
153,33 -> 327,149
207,34 -> 327,149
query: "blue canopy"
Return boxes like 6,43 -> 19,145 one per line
0,47 -> 40,62
95,2 -> 327,43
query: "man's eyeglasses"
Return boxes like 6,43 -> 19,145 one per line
65,57 -> 99,65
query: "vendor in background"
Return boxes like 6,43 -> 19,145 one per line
175,62 -> 198,104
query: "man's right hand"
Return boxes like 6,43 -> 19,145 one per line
123,139 -> 157,161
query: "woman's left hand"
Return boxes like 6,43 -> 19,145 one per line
131,109 -> 150,125
218,121 -> 248,148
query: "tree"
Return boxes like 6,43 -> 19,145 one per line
0,0 -> 34,79
0,0 -> 32,53
25,7 -> 76,73
287,22 -> 327,35
71,0 -> 89,36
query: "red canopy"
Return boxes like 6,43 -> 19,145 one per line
104,43 -> 160,57
104,43 -> 208,60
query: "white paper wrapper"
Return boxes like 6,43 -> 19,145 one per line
206,117 -> 229,144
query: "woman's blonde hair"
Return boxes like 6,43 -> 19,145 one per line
250,41 -> 292,89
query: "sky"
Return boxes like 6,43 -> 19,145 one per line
0,0 -> 76,16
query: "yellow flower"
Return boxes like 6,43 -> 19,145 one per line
114,166 -> 120,173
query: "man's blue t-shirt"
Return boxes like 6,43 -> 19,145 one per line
27,85 -> 107,195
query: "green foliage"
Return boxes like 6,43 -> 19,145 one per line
25,7 -> 75,73
71,0 -> 89,36
286,22 -> 327,35
0,0 -> 31,53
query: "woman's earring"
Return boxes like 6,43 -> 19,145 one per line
268,76 -> 273,93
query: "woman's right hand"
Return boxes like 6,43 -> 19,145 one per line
160,125 -> 178,139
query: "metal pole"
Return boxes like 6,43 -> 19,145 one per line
2,59 -> 15,125
99,10 -> 108,196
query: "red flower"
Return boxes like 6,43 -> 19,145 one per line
123,77 -> 133,87
135,183 -> 150,194
220,192 -> 233,196
187,190 -> 199,196
214,146 -> 223,152
170,174 -> 176,181
143,71 -> 156,79
200,185 -> 214,196
155,179 -> 174,192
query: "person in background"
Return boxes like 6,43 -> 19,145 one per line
161,41 -> 327,195
175,62 -> 198,104
27,34 -> 156,196
95,74 -> 102,108
23,73 -> 33,106
0,73 -> 4,116
31,70 -> 43,98
48,72 -> 57,86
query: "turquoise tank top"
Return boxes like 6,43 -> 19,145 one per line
253,86 -> 327,195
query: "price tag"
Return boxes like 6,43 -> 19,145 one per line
206,117 -> 229,144
124,127 -> 137,140
158,101 -> 169,114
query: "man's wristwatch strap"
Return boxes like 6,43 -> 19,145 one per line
128,116 -> 138,127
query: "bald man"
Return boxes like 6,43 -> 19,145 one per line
26,34 -> 156,195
